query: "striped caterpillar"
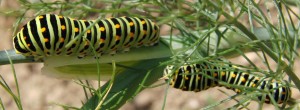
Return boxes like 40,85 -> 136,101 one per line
164,62 -> 291,104
13,14 -> 159,59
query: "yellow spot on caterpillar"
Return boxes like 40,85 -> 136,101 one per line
44,38 -> 49,42
241,77 -> 246,82
143,30 -> 147,34
23,36 -> 27,40
221,72 -> 225,76
282,92 -> 286,95
99,39 -> 105,43
115,24 -> 120,28
58,16 -> 63,18
130,32 -> 134,37
184,76 -> 189,80
61,25 -> 66,30
87,30 -> 91,33
214,73 -> 218,77
27,44 -> 30,47
41,27 -> 46,33
129,22 -> 134,26
252,84 -> 256,87
74,28 -> 79,32
60,38 -> 64,43
38,16 -> 44,19
99,27 -> 105,31
115,35 -> 120,40
231,73 -> 236,78
141,20 -> 146,24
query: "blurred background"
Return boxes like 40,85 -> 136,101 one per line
1,0 -> 300,110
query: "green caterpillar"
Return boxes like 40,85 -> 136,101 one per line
164,62 -> 291,104
13,14 -> 159,59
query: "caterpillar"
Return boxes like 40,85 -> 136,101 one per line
13,14 -> 160,59
164,62 -> 291,104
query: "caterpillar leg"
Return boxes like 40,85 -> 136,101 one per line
109,50 -> 116,56
93,53 -> 103,59
122,47 -> 130,53
77,55 -> 85,59
34,57 -> 44,62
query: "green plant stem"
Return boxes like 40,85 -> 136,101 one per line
4,50 -> 23,110
80,57 -> 168,110
0,50 -> 36,65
